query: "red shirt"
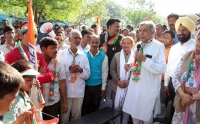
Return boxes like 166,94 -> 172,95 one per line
5,48 -> 53,84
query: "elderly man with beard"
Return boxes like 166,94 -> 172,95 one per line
164,17 -> 196,117
167,13 -> 179,44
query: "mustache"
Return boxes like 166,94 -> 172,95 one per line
178,34 -> 187,37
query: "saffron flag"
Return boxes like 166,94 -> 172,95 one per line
28,0 -> 37,70
96,16 -> 101,35
28,1 -> 58,123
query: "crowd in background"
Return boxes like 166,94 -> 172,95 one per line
0,13 -> 200,124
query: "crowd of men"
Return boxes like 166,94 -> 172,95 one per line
0,13 -> 200,124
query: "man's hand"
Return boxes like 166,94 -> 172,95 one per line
181,93 -> 195,106
164,86 -> 170,98
33,80 -> 41,89
69,64 -> 83,73
134,51 -> 146,62
14,107 -> 36,124
38,67 -> 46,74
61,103 -> 68,114
100,90 -> 105,97
124,63 -> 131,72
69,64 -> 76,72
124,80 -> 129,86
75,64 -> 83,73
117,81 -> 127,88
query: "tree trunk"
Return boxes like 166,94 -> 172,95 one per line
34,9 -> 38,26
38,10 -> 43,26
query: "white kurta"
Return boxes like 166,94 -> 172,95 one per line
123,39 -> 166,122
164,38 -> 195,87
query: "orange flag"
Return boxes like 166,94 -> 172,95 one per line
96,16 -> 101,35
28,0 -> 38,70
28,1 -> 59,123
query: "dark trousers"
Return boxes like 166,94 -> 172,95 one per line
160,80 -> 165,104
42,100 -> 60,120
165,77 -> 175,106
82,84 -> 102,116
165,77 -> 175,122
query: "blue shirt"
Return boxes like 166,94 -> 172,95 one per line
173,32 -> 179,44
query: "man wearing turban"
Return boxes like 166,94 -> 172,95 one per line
164,17 -> 196,119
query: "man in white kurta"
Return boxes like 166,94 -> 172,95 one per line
123,21 -> 166,124
58,30 -> 90,124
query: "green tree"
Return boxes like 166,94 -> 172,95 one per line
99,0 -> 166,29
125,10 -> 166,28
67,0 -> 107,26
0,0 -> 107,26
101,0 -> 125,26
125,0 -> 166,28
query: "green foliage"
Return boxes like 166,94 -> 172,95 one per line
0,0 -> 166,27
101,0 -> 126,26
0,0 -> 107,26
125,9 -> 166,28
101,0 -> 166,29
127,0 -> 155,10
67,0 -> 107,26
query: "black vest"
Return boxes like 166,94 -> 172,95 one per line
99,33 -> 122,79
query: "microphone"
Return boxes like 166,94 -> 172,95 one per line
133,44 -> 141,65
136,44 -> 141,52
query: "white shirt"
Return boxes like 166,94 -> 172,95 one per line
36,45 -> 42,54
58,48 -> 90,98
164,38 -> 195,86
88,50 -> 108,90
65,38 -> 70,45
0,50 -> 4,62
123,39 -> 166,122
42,59 -> 66,106
0,43 -> 16,55
59,43 -> 69,50
78,44 -> 90,53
